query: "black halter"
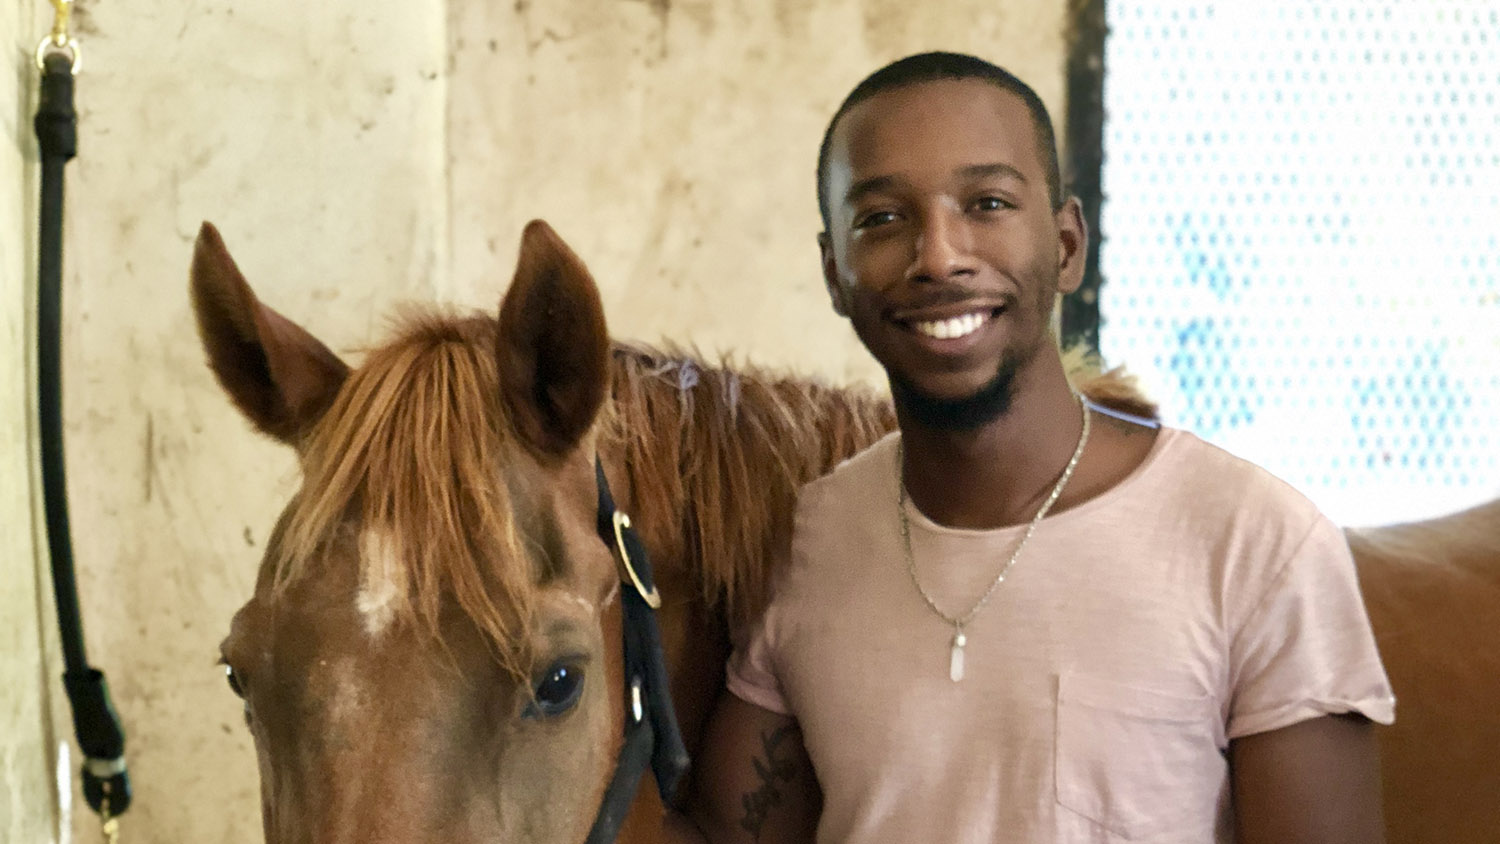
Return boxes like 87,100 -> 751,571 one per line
584,459 -> 692,843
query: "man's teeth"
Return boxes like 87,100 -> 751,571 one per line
912,312 -> 987,340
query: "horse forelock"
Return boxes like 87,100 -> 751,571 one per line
270,310 -> 538,677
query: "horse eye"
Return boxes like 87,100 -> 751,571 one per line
525,662 -> 584,719
222,662 -> 246,699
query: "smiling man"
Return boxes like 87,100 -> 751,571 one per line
681,52 -> 1395,844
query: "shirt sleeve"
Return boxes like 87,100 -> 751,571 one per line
1227,513 -> 1397,739
725,607 -> 793,715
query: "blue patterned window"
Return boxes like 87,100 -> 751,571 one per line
1100,0 -> 1500,525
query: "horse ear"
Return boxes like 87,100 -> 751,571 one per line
190,222 -> 349,445
496,220 -> 610,459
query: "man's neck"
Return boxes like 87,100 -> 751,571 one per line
897,356 -> 1086,530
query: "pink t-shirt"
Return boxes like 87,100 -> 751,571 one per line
727,428 -> 1395,844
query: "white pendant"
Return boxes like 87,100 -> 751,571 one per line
949,630 -> 967,683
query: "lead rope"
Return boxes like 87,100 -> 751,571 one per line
35,3 -> 131,842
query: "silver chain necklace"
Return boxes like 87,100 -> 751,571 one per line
897,395 -> 1091,682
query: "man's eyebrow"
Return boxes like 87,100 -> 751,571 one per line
842,174 -> 899,209
842,163 -> 1030,209
959,162 -> 1028,183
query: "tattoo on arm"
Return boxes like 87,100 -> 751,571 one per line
737,725 -> 799,841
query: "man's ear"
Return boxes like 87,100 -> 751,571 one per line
818,232 -> 850,317
1055,197 -> 1089,296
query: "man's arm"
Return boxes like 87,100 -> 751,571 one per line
675,690 -> 822,844
1230,713 -> 1385,844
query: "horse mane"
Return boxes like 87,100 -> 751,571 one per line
271,311 -> 535,675
1060,343 -> 1157,421
601,341 -> 1157,625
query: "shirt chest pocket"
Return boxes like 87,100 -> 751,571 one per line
1054,673 -> 1227,841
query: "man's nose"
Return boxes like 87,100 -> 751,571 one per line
906,209 -> 977,283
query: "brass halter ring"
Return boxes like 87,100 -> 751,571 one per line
612,512 -> 662,609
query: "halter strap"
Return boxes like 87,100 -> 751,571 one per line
584,458 -> 691,844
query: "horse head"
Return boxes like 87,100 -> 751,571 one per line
192,220 -> 627,843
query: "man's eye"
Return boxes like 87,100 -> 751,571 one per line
854,210 -> 899,229
974,196 -> 1012,212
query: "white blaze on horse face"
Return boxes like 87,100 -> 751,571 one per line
357,528 -> 404,637
324,656 -> 371,732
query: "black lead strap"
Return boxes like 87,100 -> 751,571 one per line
36,36 -> 133,826
586,459 -> 692,844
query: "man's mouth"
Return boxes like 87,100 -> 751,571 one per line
903,308 -> 1000,340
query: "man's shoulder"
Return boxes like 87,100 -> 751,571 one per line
797,431 -> 900,512
1149,426 -> 1330,541
1158,427 -> 1317,501
757,433 -> 899,603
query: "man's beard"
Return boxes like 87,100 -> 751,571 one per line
890,354 -> 1021,432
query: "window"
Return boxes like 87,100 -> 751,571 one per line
1100,0 -> 1500,525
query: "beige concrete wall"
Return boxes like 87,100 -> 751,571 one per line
15,1 -> 1070,840
4,1 -> 63,841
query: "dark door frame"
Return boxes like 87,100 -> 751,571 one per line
1062,0 -> 1107,355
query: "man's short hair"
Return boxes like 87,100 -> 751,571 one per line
816,51 -> 1064,231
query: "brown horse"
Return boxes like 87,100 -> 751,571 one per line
1348,500 -> 1500,843
192,219 -> 1496,843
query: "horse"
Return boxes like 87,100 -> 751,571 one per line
191,219 -> 1497,842
1347,500 -> 1500,843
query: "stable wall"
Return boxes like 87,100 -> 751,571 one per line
9,1 -> 1073,840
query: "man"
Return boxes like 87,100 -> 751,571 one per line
680,52 -> 1394,843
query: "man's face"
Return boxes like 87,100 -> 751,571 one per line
820,79 -> 1085,412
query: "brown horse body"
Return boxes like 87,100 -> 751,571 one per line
1348,501 -> 1500,843
193,220 -> 1497,843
